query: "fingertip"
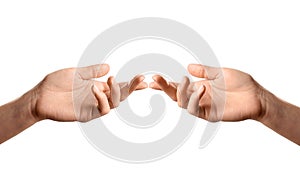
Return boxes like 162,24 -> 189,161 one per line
188,63 -> 200,72
181,76 -> 190,83
108,75 -> 114,79
152,75 -> 167,85
107,76 -> 115,85
152,75 -> 158,81
128,75 -> 145,94
183,75 -> 189,79
187,63 -> 196,69
138,74 -> 145,81
92,64 -> 109,78
152,74 -> 162,81
136,75 -> 145,82
140,82 -> 148,88
188,64 -> 211,78
100,64 -> 110,71
77,64 -> 110,79
149,82 -> 156,88
135,82 -> 148,90
97,64 -> 110,77
101,108 -> 110,116
149,82 -> 161,90
130,75 -> 144,86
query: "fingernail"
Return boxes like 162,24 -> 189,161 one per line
188,64 -> 195,69
100,64 -> 110,71
181,76 -> 190,86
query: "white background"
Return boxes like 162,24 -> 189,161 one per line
1,0 -> 300,176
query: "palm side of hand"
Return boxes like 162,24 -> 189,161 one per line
34,67 -> 84,122
211,67 -> 264,121
150,64 -> 264,122
33,64 -> 147,122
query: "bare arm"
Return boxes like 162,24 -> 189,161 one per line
261,91 -> 300,145
0,64 -> 147,144
0,91 -> 37,143
150,64 -> 300,145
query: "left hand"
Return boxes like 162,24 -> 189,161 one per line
150,64 -> 264,122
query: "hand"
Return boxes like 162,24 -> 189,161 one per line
31,64 -> 147,122
150,64 -> 265,122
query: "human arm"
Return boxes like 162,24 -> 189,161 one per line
0,64 -> 147,143
0,91 -> 36,144
260,90 -> 300,145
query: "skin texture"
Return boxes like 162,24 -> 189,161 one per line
0,64 -> 147,143
150,64 -> 264,122
1,63 -> 300,145
150,64 -> 300,145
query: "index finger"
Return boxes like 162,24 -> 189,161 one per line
128,75 -> 146,94
152,75 -> 177,101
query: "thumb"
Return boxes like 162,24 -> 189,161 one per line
188,64 -> 220,80
77,64 -> 110,80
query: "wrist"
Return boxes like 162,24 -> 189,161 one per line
255,85 -> 300,145
18,88 -> 40,124
256,87 -> 281,124
0,89 -> 39,143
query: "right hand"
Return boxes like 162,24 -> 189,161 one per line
32,64 -> 147,122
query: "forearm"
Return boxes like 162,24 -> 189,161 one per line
0,91 -> 38,143
260,90 -> 300,145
